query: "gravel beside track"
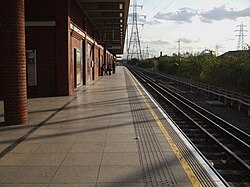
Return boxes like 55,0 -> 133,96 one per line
175,88 -> 250,135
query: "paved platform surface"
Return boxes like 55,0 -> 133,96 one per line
0,66 -> 196,186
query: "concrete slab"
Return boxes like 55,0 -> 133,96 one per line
2,184 -> 48,187
70,142 -> 105,153
107,127 -> 135,135
106,134 -> 136,143
49,184 -> 95,187
51,166 -> 99,183
75,134 -> 107,143
101,153 -> 140,166
98,166 -> 143,183
6,166 -> 57,183
104,143 -> 138,153
23,153 -> 66,166
62,153 -> 102,165
0,154 -> 29,166
0,144 -> 10,153
0,167 -> 17,183
33,143 -> 72,153
10,143 -> 40,153
26,131 -> 78,143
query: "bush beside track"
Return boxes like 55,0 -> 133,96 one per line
128,50 -> 250,94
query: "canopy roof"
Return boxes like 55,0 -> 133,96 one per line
77,0 -> 130,54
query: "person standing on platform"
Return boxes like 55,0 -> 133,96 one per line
101,63 -> 108,75
112,62 -> 116,74
107,63 -> 112,76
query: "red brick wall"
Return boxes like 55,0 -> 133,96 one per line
6,0 -> 113,99
70,0 -> 84,28
69,0 -> 85,91
94,45 -> 99,79
0,14 -> 2,100
0,0 -> 113,102
70,34 -> 82,91
25,0 -> 56,21
69,0 -> 102,84
100,47 -> 104,75
100,48 -> 104,64
0,1 -> 4,100
26,27 -> 56,97
87,41 -> 94,81
0,60 -> 2,100
85,19 -> 94,38
55,0 -> 69,96
69,0 -> 97,39
1,0 -> 28,125
25,0 -> 58,97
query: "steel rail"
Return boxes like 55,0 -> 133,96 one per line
128,67 -> 250,185
132,67 -> 250,144
136,71 -> 250,171
157,82 -> 250,146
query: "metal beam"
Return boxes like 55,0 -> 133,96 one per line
91,17 -> 123,20
86,9 -> 125,13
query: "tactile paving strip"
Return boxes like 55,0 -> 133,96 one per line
163,121 -> 219,187
125,72 -> 178,187
125,70 -> 221,187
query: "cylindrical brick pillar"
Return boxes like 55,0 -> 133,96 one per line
1,0 -> 28,125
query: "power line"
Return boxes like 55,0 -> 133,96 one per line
147,0 -> 165,16
143,0 -> 175,30
158,0 -> 175,13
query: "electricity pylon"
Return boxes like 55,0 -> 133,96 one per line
177,40 -> 181,56
235,22 -> 247,50
145,45 -> 149,59
127,0 -> 143,60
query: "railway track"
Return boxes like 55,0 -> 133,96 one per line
136,67 -> 250,117
128,66 -> 250,187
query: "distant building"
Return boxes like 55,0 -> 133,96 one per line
199,49 -> 215,56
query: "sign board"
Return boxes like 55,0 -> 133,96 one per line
26,49 -> 37,86
74,49 -> 82,87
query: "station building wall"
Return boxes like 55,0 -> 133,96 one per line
25,0 -> 67,97
20,0 -> 113,98
26,27 -> 57,97
94,45 -> 100,79
100,47 -> 104,73
0,52 -> 2,100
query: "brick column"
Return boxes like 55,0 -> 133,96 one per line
55,0 -> 69,96
1,0 -> 28,125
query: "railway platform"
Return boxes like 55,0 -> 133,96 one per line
0,66 -> 225,186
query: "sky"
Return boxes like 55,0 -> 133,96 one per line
124,0 -> 250,58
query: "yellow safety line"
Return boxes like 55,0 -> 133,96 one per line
129,74 -> 202,187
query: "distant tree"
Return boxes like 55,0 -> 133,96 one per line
128,58 -> 139,65
128,51 -> 250,94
